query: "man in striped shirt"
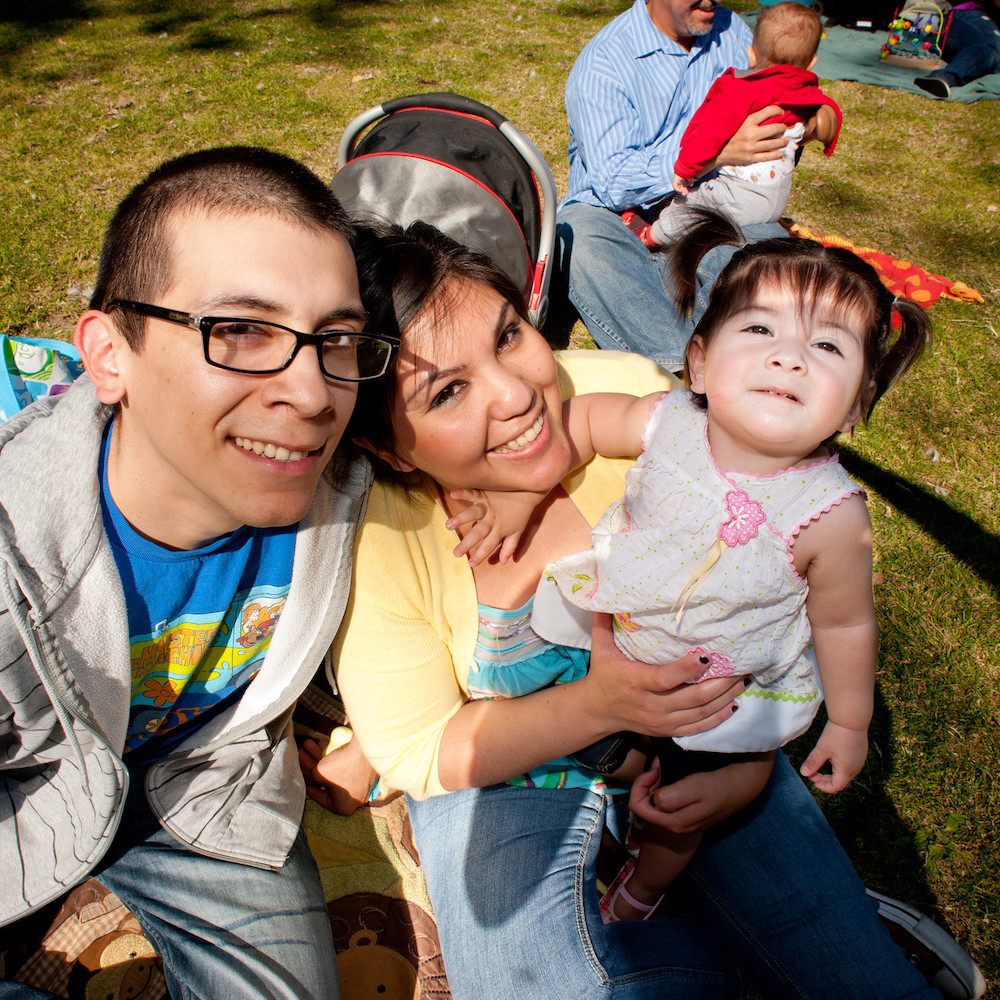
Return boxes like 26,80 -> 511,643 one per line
557,0 -> 791,368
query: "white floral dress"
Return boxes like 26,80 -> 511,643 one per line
532,390 -> 864,753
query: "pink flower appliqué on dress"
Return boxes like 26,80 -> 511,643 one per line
719,490 -> 766,546
687,647 -> 735,681
672,491 -> 767,623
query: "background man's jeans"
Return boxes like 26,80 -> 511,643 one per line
930,9 -> 1000,88
557,201 -> 786,369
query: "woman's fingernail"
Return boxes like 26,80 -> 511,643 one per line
731,704 -> 740,713
743,676 -> 753,686
649,794 -> 656,808
699,655 -> 711,665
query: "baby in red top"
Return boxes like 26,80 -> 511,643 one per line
650,2 -> 842,245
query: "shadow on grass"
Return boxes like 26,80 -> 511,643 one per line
0,0 -> 98,74
125,0 -> 243,49
555,2 -> 633,18
838,446 -> 1000,598
787,688 -> 948,924
0,0 -> 94,21
801,446 -> 999,931
303,0 -> 394,30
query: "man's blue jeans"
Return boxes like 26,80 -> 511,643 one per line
407,753 -> 943,1000
556,201 -> 786,369
929,8 -> 1000,88
3,773 -> 340,1000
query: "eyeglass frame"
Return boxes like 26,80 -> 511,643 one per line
105,298 -> 399,382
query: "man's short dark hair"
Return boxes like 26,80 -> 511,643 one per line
90,146 -> 355,350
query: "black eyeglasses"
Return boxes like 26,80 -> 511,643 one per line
106,299 -> 398,382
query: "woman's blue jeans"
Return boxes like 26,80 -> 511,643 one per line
407,753 -> 942,1000
931,9 -> 1000,87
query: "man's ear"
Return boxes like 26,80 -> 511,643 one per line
686,335 -> 708,393
747,45 -> 758,69
74,310 -> 127,405
353,435 -> 415,473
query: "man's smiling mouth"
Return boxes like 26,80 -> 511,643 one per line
234,436 -> 316,463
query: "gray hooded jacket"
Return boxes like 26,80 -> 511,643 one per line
0,378 -> 370,927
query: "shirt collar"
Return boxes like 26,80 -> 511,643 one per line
628,0 -> 717,58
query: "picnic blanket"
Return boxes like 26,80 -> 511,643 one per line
785,222 -> 985,305
742,13 -> 1000,102
2,683 -> 450,1000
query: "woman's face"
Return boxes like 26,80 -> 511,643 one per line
386,279 -> 573,496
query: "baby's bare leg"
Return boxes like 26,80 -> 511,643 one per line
606,826 -> 703,921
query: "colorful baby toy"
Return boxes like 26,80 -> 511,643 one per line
880,2 -> 953,67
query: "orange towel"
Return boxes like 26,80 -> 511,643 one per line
785,222 -> 984,306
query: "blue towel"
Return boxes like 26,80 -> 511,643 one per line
742,12 -> 1000,102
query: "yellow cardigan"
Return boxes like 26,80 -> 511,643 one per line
332,350 -> 677,799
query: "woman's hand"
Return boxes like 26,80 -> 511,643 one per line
438,615 -> 746,793
299,734 -> 378,816
628,753 -> 776,836
586,613 -> 746,739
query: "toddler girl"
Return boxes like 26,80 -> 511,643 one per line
453,209 -> 930,922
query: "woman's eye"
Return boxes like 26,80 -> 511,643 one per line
430,381 -> 464,408
497,323 -> 521,352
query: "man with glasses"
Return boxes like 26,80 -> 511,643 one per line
0,147 -> 396,998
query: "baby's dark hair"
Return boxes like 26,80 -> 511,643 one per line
670,209 -> 930,425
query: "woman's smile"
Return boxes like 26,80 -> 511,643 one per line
491,412 -> 545,455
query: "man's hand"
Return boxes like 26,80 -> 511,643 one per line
713,105 -> 788,170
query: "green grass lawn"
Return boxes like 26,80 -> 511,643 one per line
2,0 -> 997,989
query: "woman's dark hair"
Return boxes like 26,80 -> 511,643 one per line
351,220 -> 529,483
670,209 -> 931,424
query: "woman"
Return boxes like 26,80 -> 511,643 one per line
323,222 -> 945,1000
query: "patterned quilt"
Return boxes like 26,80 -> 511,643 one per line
1,684 -> 450,1000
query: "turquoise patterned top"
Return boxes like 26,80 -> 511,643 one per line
472,598 -> 622,794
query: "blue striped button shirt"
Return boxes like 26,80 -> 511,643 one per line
563,0 -> 752,211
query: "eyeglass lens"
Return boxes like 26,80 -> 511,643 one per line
206,322 -> 390,379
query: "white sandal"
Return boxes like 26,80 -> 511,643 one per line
599,857 -> 663,924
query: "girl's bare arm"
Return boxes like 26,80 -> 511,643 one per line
794,496 -> 877,792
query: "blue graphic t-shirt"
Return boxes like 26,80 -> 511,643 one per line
99,423 -> 296,765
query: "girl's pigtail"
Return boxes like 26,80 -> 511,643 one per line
668,208 -> 747,316
867,297 -> 932,420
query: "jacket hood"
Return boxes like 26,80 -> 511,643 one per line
0,378 -> 107,624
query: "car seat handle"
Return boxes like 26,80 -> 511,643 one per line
338,93 -> 510,168
379,92 -> 508,127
